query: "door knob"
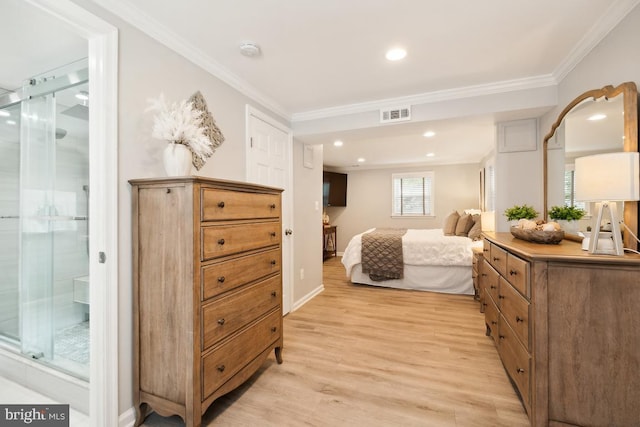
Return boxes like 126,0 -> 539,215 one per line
285,229 -> 293,235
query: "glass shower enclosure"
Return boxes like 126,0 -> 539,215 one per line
0,59 -> 90,380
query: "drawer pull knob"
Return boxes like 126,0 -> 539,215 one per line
482,303 -> 487,307
217,276 -> 225,283
217,318 -> 225,325
490,285 -> 496,289
271,327 -> 277,332
270,232 -> 277,237
493,257 -> 499,261
517,368 -> 525,374
166,188 -> 171,194
499,335 -> 505,340
270,260 -> 277,266
498,295 -> 505,299
491,321 -> 497,325
217,365 -> 226,372
218,238 -> 225,245
481,273 -> 487,277
271,291 -> 277,297
483,249 -> 489,252
509,270 -> 517,276
270,203 -> 276,209
516,316 -> 524,323
217,201 -> 225,208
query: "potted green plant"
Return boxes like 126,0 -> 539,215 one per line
548,205 -> 586,233
504,204 -> 539,222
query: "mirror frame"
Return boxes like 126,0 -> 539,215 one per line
543,82 -> 639,250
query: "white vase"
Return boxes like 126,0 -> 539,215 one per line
163,143 -> 192,176
557,219 -> 578,234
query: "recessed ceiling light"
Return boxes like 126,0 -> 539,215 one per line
0,110 -> 10,117
6,120 -> 16,125
423,131 -> 435,138
334,140 -> 343,147
385,48 -> 407,61
426,152 -> 435,157
239,41 -> 261,57
357,157 -> 366,163
587,113 -> 606,121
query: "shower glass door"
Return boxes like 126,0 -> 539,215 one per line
0,59 -> 90,379
20,91 -> 57,360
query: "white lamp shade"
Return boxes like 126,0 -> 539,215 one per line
575,152 -> 640,202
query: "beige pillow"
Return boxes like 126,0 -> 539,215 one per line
443,211 -> 460,236
467,214 -> 482,240
455,213 -> 475,236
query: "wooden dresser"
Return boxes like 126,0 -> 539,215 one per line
130,177 -> 284,427
481,232 -> 640,426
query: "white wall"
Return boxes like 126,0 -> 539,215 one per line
327,163 -> 480,253
292,142 -> 324,305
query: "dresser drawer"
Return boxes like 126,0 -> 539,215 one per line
498,277 -> 530,350
482,239 -> 491,258
202,248 -> 281,300
498,315 -> 531,405
506,253 -> 529,297
489,243 -> 508,277
202,275 -> 281,350
202,222 -> 280,260
484,262 -> 500,304
202,188 -> 280,221
202,309 -> 281,399
485,295 -> 500,345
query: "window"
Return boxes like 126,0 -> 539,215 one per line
564,166 -> 586,211
392,172 -> 434,216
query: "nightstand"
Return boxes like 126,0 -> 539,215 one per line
471,245 -> 483,303
323,225 -> 337,261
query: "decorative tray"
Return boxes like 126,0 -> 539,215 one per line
510,226 -> 564,244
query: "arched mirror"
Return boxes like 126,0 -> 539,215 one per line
543,82 -> 639,250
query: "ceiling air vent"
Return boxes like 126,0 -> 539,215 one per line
380,106 -> 411,123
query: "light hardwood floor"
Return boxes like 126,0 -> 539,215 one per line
143,257 -> 529,426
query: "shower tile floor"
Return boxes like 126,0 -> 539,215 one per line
53,321 -> 89,379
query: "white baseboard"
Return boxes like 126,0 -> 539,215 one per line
119,406 -> 136,427
291,284 -> 324,312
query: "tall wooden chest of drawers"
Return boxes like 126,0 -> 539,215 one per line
130,177 -> 284,427
481,232 -> 640,427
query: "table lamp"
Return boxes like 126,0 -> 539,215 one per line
574,151 -> 640,255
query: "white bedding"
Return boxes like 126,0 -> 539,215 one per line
341,228 -> 482,295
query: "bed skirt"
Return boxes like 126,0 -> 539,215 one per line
349,263 -> 474,295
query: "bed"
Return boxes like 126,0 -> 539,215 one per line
341,227 -> 483,295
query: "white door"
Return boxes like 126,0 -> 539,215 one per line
246,106 -> 293,314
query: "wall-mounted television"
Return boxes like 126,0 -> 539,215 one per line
323,171 -> 347,207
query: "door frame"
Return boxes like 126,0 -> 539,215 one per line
28,1 -> 119,425
245,105 -> 293,314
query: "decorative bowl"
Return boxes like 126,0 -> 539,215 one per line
510,226 -> 564,244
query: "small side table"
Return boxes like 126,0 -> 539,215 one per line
323,225 -> 337,261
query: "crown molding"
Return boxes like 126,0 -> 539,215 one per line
91,0 -> 638,125
291,74 -> 558,123
91,0 -> 290,120
553,0 -> 640,82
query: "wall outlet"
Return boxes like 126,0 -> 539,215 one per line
300,268 -> 305,280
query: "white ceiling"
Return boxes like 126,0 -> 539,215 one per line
3,0 -> 638,169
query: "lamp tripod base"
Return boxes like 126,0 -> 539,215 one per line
589,202 -> 624,256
